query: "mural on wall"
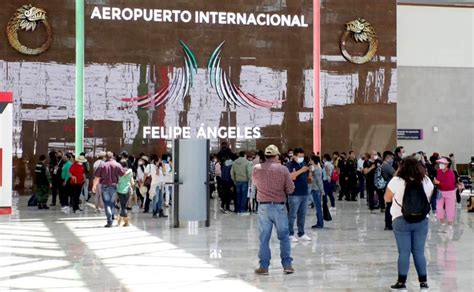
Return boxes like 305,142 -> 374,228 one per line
0,0 -> 314,159
0,0 -> 397,165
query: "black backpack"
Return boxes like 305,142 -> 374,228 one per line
395,181 -> 431,223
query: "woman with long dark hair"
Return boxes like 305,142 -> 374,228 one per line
384,156 -> 434,291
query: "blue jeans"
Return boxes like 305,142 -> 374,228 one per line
152,185 -> 163,214
323,180 -> 335,208
393,217 -> 428,281
430,188 -> 437,212
258,203 -> 292,269
101,185 -> 117,224
288,195 -> 308,237
235,181 -> 249,213
311,190 -> 324,227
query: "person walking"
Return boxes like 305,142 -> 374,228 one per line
117,160 -> 134,227
287,148 -> 311,242
231,151 -> 252,215
434,157 -> 457,236
93,152 -> 106,212
384,156 -> 433,291
146,157 -> 169,218
253,145 -> 295,275
309,155 -> 325,229
92,151 -> 125,228
34,154 -> 51,209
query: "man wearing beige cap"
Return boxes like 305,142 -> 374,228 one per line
252,144 -> 295,275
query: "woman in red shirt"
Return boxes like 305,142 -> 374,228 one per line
69,155 -> 87,213
434,157 -> 457,235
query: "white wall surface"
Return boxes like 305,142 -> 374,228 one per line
397,4 -> 474,164
397,5 -> 474,68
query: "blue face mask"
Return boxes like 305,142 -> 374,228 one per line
297,157 -> 304,164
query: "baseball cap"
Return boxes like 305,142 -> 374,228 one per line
436,157 -> 449,164
265,145 -> 280,156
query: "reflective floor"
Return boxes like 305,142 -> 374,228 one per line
1,192 -> 473,292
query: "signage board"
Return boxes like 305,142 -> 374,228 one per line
397,129 -> 423,140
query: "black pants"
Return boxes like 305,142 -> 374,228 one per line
376,188 -> 386,210
367,185 -> 376,210
348,178 -> 358,201
136,186 -> 144,206
385,202 -> 392,228
220,181 -> 233,210
118,193 -> 130,217
357,172 -> 365,199
210,176 -> 216,198
144,191 -> 151,212
59,180 -> 70,207
51,180 -> 61,205
71,183 -> 83,211
339,177 -> 347,200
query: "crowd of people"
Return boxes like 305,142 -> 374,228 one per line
31,143 -> 466,290
33,150 -> 174,227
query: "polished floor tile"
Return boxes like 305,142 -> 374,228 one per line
0,193 -> 473,291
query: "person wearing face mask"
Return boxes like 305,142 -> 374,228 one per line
287,148 -> 311,242
364,150 -> 380,213
434,157 -> 457,236
393,146 -> 405,171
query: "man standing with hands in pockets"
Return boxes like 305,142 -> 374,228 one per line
253,145 -> 295,275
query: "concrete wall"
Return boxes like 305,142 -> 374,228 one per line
397,67 -> 474,162
397,5 -> 474,163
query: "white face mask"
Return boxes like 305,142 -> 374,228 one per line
439,164 -> 446,170
297,157 -> 304,164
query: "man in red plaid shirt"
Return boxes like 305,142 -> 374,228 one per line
253,145 -> 295,275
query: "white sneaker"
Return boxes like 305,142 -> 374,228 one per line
289,235 -> 298,242
298,234 -> 312,241
438,224 -> 446,233
330,207 -> 336,211
447,225 -> 454,233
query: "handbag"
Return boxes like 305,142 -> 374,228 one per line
323,196 -> 332,221
143,175 -> 152,188
28,193 -> 38,207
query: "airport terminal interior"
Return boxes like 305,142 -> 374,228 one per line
1,0 -> 473,291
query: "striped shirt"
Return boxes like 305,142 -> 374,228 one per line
252,161 -> 295,203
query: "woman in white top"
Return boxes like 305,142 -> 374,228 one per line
384,156 -> 434,291
145,158 -> 169,218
